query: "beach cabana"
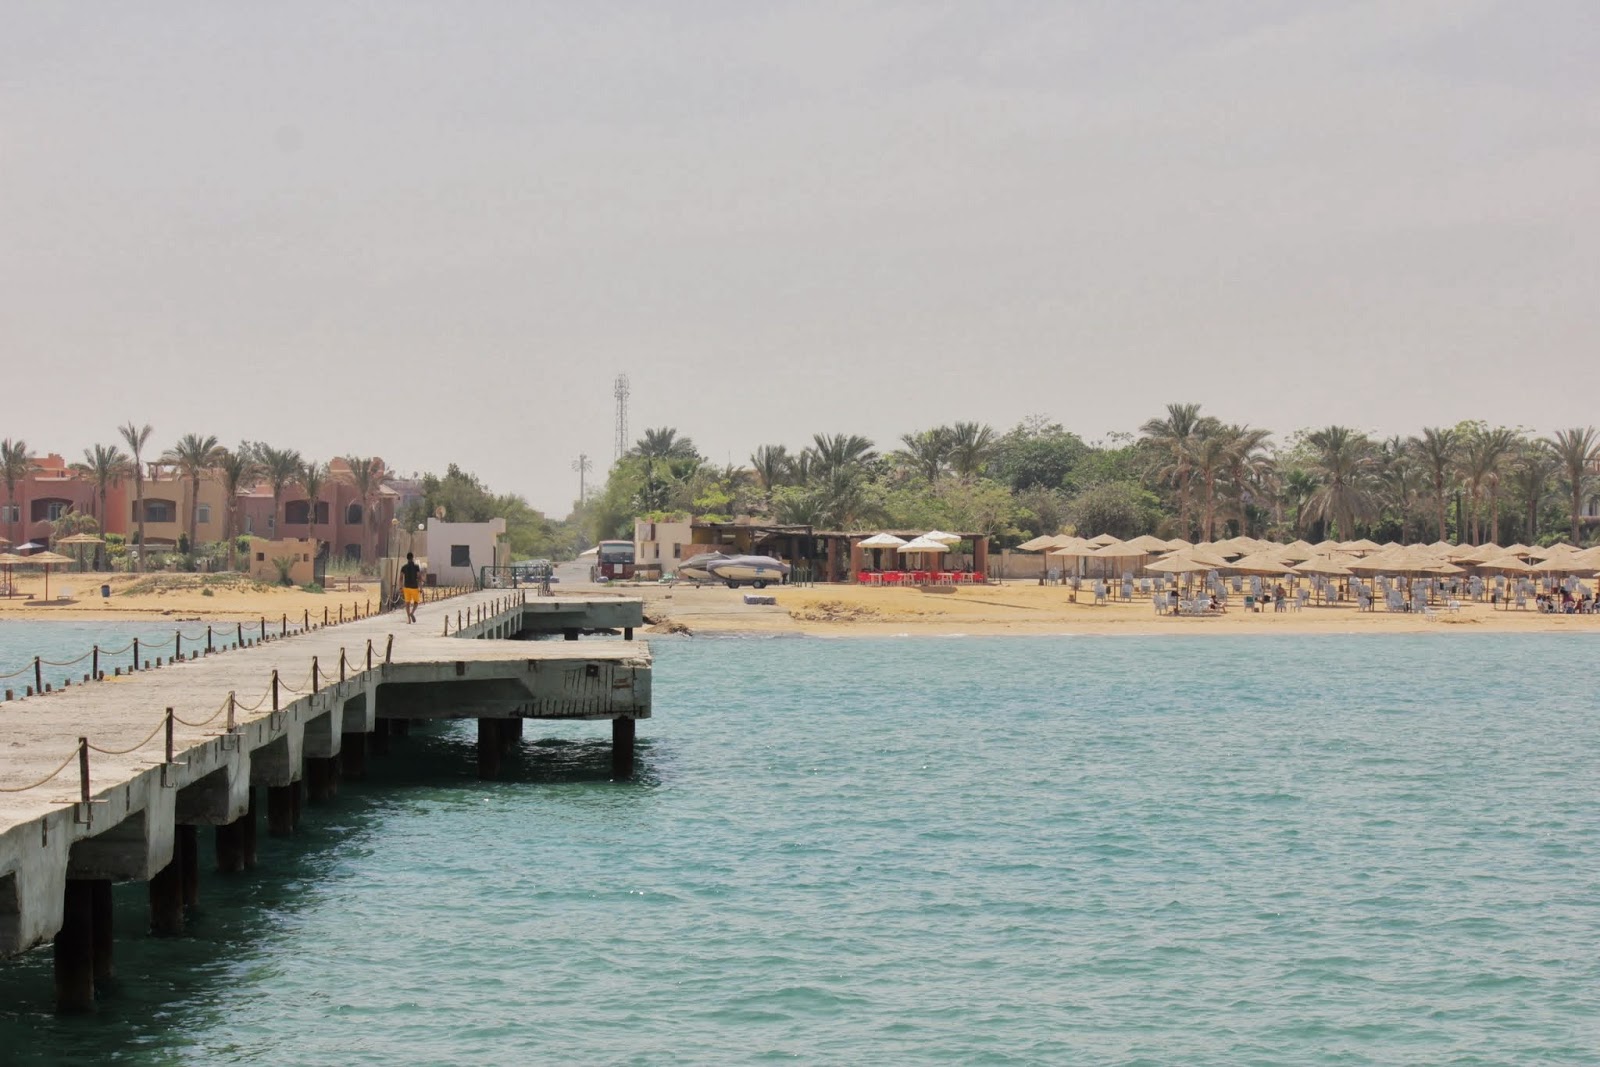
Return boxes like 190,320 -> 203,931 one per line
55,531 -> 105,570
0,552 -> 25,598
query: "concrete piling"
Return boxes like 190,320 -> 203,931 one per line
177,824 -> 200,908
91,878 -> 115,986
266,785 -> 294,837
477,719 -> 502,779
242,787 -> 259,868
54,880 -> 96,1013
341,733 -> 367,780
306,757 -> 334,803
611,717 -> 635,780
215,817 -> 246,874
149,855 -> 185,936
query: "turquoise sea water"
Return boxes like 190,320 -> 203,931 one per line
1,629 -> 1598,1063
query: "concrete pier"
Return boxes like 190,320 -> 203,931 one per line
0,589 -> 650,1012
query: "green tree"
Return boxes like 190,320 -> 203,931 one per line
118,422 -> 154,568
343,456 -> 386,561
215,446 -> 261,570
1304,426 -> 1377,539
1549,427 -> 1599,544
256,445 -> 304,536
896,428 -> 952,483
1140,403 -> 1205,538
301,460 -> 329,556
70,443 -> 131,528
749,445 -> 794,492
631,427 -> 699,461
161,433 -> 224,551
1064,482 -> 1157,540
1412,426 -> 1459,543
0,438 -> 34,548
805,433 -> 876,481
947,422 -> 996,480
1507,442 -> 1557,544
991,417 -> 1089,492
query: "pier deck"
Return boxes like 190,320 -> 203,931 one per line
0,588 -> 648,978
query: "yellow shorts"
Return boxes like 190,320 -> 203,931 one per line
403,587 -> 421,605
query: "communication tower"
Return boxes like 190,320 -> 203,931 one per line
613,373 -> 630,461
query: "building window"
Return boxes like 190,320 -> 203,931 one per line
197,505 -> 212,525
255,552 -> 266,562
346,503 -> 363,524
0,504 -> 16,522
267,517 -> 275,532
143,500 -> 177,523
450,545 -> 471,567
32,499 -> 72,522
285,501 -> 310,525
673,544 -> 682,558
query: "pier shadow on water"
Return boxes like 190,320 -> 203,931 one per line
0,718 -> 657,1064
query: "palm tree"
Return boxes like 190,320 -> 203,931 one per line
1279,468 -> 1318,534
947,422 -> 995,480
70,444 -> 131,565
749,445 -> 793,492
1412,426 -> 1458,543
0,439 -> 34,548
1458,428 -> 1513,544
70,443 -> 131,525
300,461 -> 329,558
1221,425 -> 1273,536
215,447 -> 261,570
1377,436 -> 1421,543
1507,443 -> 1557,544
118,422 -> 154,569
1304,426 -> 1378,539
1475,427 -> 1519,544
161,434 -> 224,551
256,445 -> 304,537
897,429 -> 951,483
1189,429 -> 1231,541
1549,427 -> 1599,544
1140,403 -> 1204,538
806,433 -> 876,480
343,456 -> 385,561
631,427 -> 698,460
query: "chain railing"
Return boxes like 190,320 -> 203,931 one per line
0,585 -> 482,701
0,588 -> 530,810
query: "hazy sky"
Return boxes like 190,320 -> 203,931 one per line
4,2 -> 1597,513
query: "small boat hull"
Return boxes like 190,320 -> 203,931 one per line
707,556 -> 791,589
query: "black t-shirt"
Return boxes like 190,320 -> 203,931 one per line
401,562 -> 421,588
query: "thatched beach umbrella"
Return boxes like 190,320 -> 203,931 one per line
25,550 -> 75,602
1227,551 -> 1293,576
0,551 -> 24,598
1123,534 -> 1173,553
1293,555 -> 1353,577
1476,555 -> 1535,574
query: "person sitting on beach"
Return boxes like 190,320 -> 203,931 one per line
1208,594 -> 1225,614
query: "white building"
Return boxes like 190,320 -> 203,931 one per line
634,517 -> 694,577
422,518 -> 509,586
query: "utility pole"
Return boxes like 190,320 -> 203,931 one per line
571,453 -> 592,502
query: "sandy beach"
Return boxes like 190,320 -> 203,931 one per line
636,580 -> 1600,637
3,569 -> 1594,637
0,572 -> 388,624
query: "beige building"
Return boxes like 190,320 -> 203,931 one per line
247,537 -> 321,586
634,517 -> 695,578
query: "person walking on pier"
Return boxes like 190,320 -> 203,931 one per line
402,552 -> 422,623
